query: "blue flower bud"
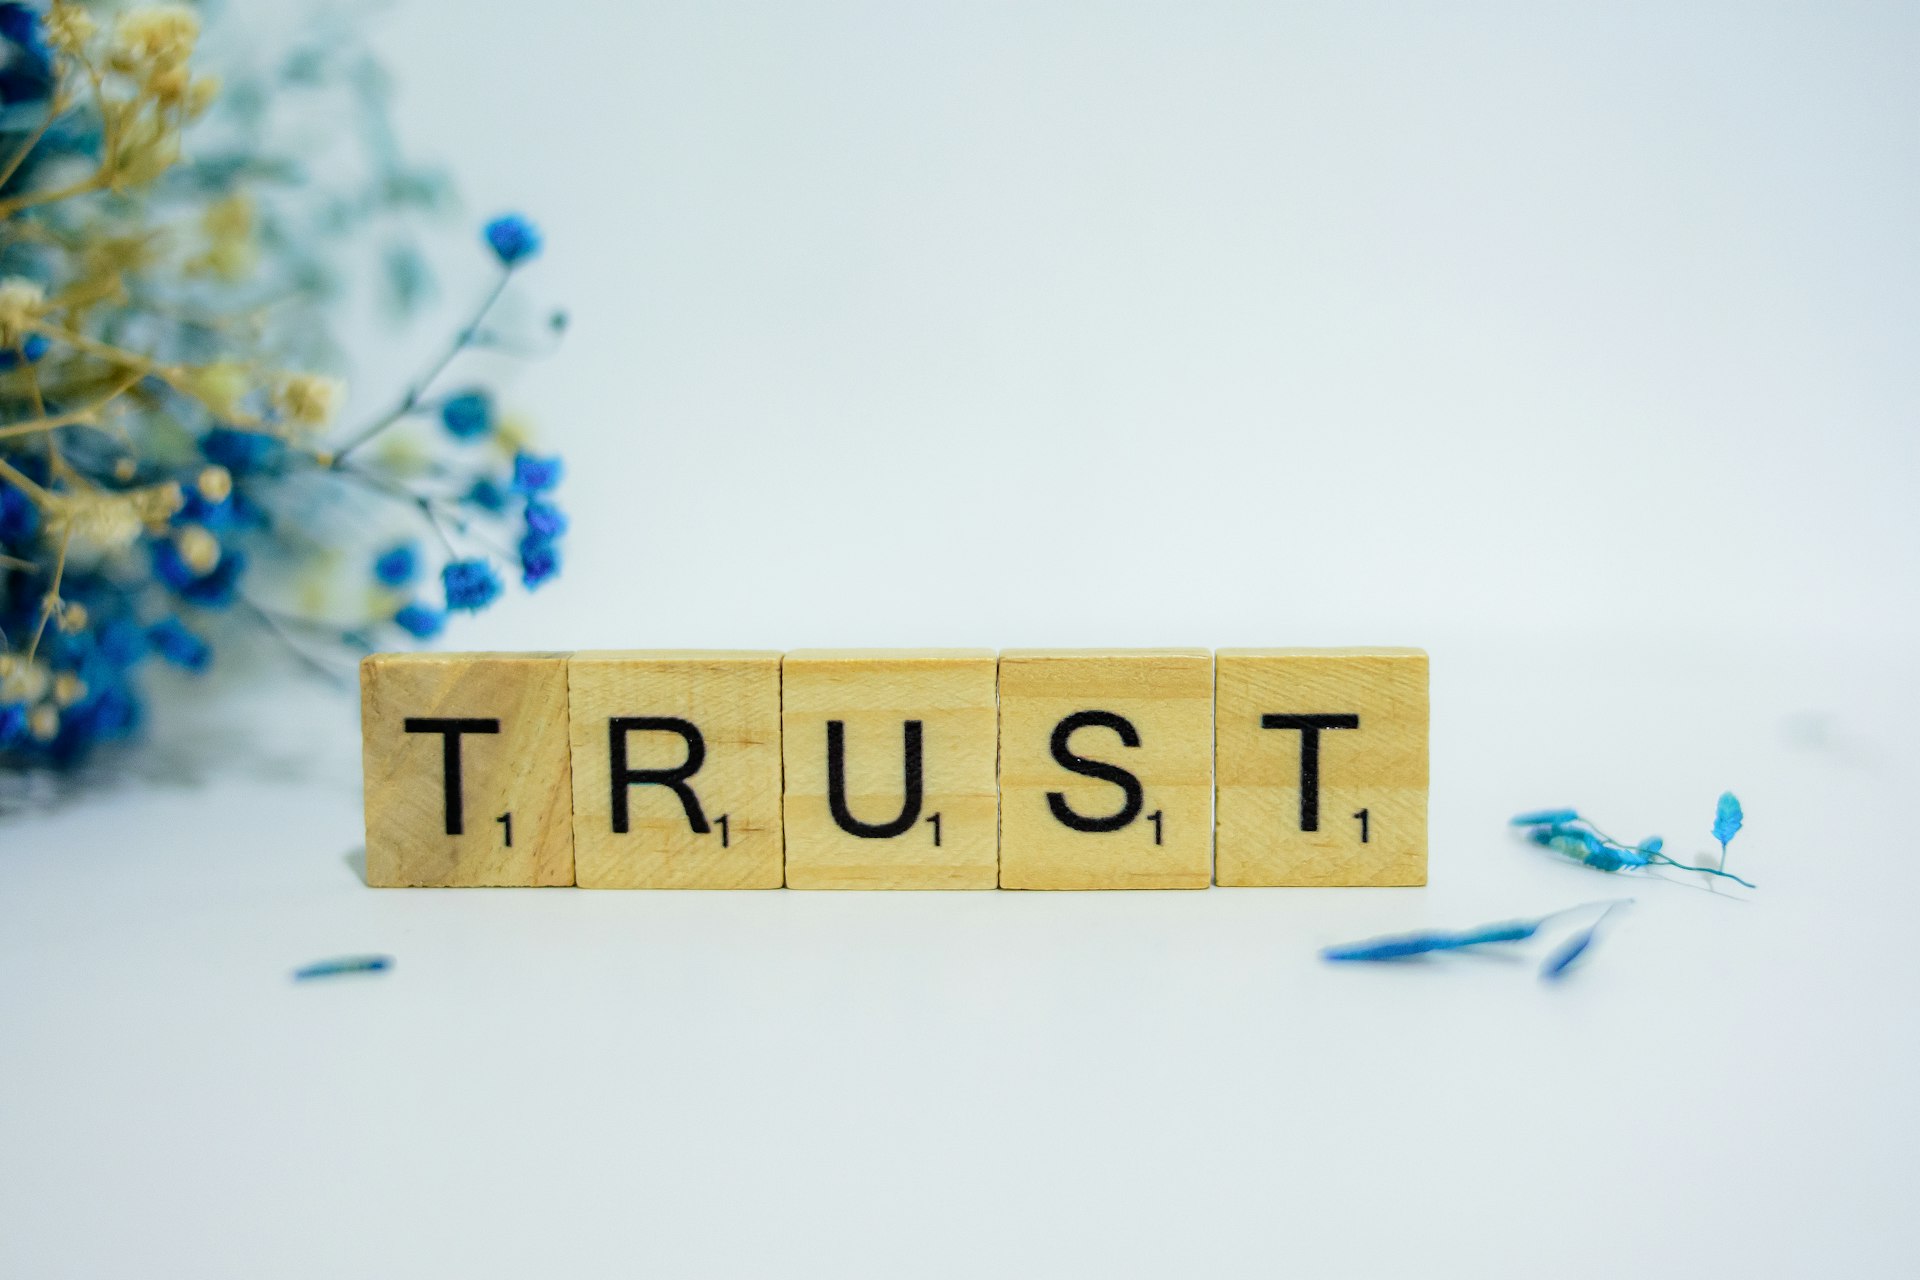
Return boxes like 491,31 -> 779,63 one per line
483,214 -> 541,266
1712,792 -> 1744,849
441,558 -> 501,612
440,389 -> 493,440
1510,808 -> 1580,827
0,333 -> 49,369
522,499 -> 567,541
200,428 -> 285,476
0,701 -> 27,746
147,618 -> 212,672
373,543 -> 419,588
510,451 -> 562,496
518,533 -> 560,589
393,602 -> 445,639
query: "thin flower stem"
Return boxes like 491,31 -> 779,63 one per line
23,525 -> 72,662
0,87 -> 70,194
238,598 -> 350,686
0,370 -> 143,441
0,454 -> 49,499
330,267 -> 515,464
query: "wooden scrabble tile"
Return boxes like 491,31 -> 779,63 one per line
567,651 -> 784,889
361,652 -> 574,887
1214,648 -> 1428,887
998,649 -> 1213,890
782,649 -> 998,889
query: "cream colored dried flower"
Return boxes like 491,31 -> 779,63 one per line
275,373 -> 343,430
0,277 -> 48,348
0,655 -> 51,704
45,3 -> 98,55
190,194 -> 255,281
196,465 -> 232,503
43,491 -> 145,554
53,673 -> 87,707
130,481 -> 184,525
182,361 -> 249,420
42,484 -> 180,555
112,5 -> 200,73
56,601 -> 89,633
186,74 -> 220,119
174,523 -> 220,574
109,112 -> 182,186
28,704 -> 59,742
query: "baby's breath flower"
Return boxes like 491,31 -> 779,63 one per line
182,361 -> 250,420
52,673 -> 86,707
113,118 -> 182,187
129,482 -> 183,526
112,5 -> 200,75
483,213 -> 541,266
0,277 -> 48,348
189,193 -> 255,278
174,523 -> 220,574
196,465 -> 231,503
0,655 -> 51,704
56,601 -> 88,633
185,73 -> 219,118
441,558 -> 501,612
43,491 -> 145,554
46,3 -> 99,55
274,373 -> 343,431
28,704 -> 58,742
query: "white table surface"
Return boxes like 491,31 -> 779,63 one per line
2,636 -> 1913,1278
7,2 -> 1918,1272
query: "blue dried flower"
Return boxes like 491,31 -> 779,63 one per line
1517,804 -> 1755,889
0,333 -> 49,368
483,214 -> 541,266
0,3 -> 53,107
441,558 -> 501,612
440,389 -> 493,440
393,602 -> 444,639
147,618 -> 212,672
518,533 -> 560,589
0,478 -> 35,541
373,543 -> 419,587
465,476 -> 508,513
93,617 -> 146,668
1510,808 -> 1580,827
510,451 -> 562,495
0,702 -> 27,747
200,428 -> 286,475
151,542 -> 247,607
523,499 -> 567,541
1713,792 -> 1743,853
1323,916 -> 1546,962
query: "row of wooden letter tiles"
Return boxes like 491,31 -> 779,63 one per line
361,647 -> 1428,890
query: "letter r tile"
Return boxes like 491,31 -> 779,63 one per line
566,651 -> 784,889
1214,648 -> 1428,887
361,652 -> 574,887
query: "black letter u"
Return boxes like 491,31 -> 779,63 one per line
826,719 -> 924,839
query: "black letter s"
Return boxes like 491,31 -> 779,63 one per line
1046,711 -> 1144,833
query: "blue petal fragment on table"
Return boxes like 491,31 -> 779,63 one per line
293,955 -> 393,981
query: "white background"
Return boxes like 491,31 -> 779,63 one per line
3,2 -> 1918,1276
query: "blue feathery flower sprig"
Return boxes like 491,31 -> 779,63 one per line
1323,900 -> 1633,982
1510,799 -> 1754,889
